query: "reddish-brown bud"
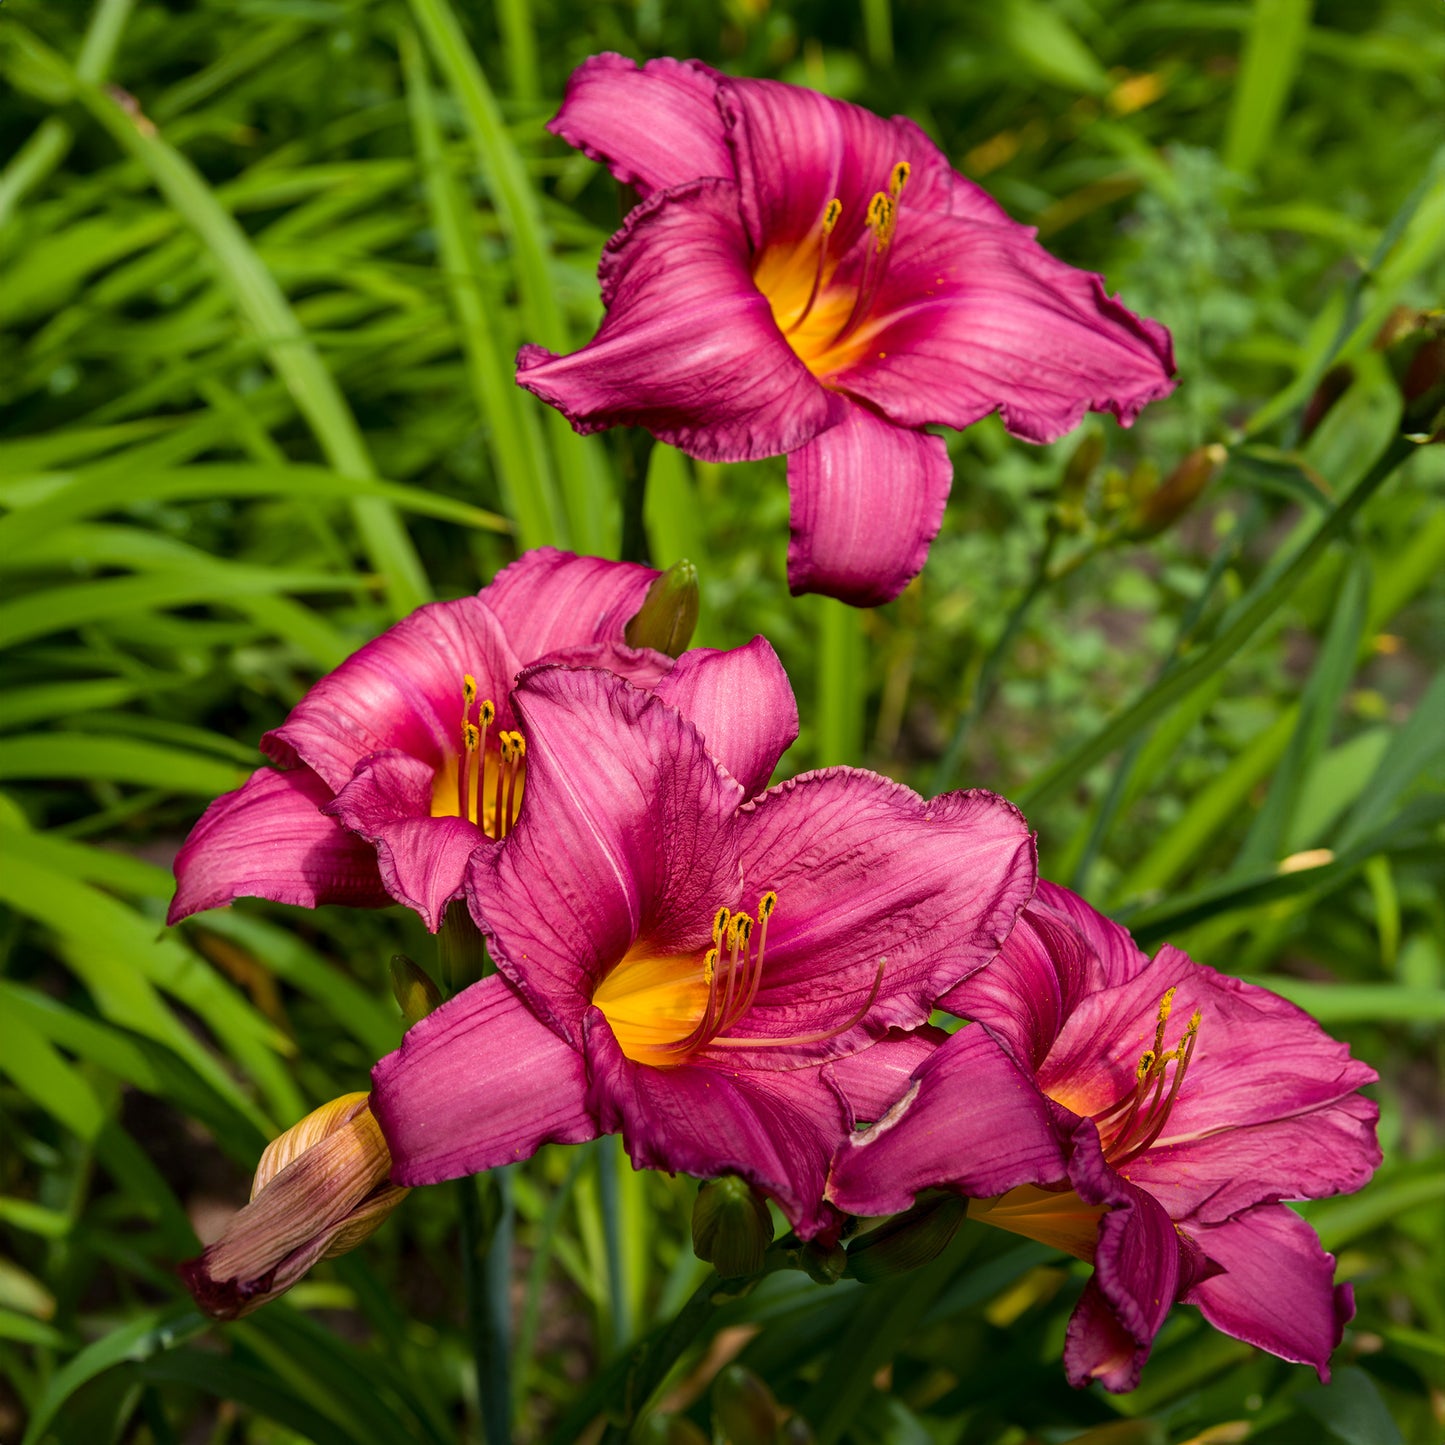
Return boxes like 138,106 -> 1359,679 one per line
180,1094 -> 406,1320
1124,444 -> 1227,539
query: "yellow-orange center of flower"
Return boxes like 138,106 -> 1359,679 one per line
753,160 -> 910,381
429,675 -> 525,839
593,894 -> 886,1068
967,988 -> 1204,1260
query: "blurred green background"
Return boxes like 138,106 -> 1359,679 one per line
1,0 -> 1442,1441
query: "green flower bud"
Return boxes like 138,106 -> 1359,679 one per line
692,1176 -> 774,1279
389,954 -> 442,1028
712,1364 -> 781,1445
637,1415 -> 709,1445
843,1193 -> 968,1283
625,559 -> 701,658
799,1237 -> 848,1286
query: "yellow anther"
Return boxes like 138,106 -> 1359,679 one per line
462,721 -> 480,752
463,674 -> 478,708
1187,1009 -> 1202,1033
479,699 -> 496,726
712,906 -> 731,943
889,161 -> 911,199
866,192 -> 897,252
758,891 -> 777,920
1157,987 -> 1177,1023
734,914 -> 754,944
512,734 -> 526,759
821,197 -> 843,234
703,948 -> 717,985
1136,1049 -> 1156,1081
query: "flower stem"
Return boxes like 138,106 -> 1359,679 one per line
458,1171 -> 514,1445
930,522 -> 1062,793
439,904 -> 508,1442
617,426 -> 655,566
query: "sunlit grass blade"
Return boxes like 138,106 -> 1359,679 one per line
0,564 -> 368,650
49,48 -> 431,615
1235,553 -> 1369,870
0,0 -> 135,228
400,28 -> 563,549
406,0 -> 616,554
1222,0 -> 1312,177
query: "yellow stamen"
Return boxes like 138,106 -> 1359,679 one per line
889,160 -> 911,199
821,197 -> 842,234
463,674 -> 478,709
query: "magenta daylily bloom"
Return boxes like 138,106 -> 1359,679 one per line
370,665 -> 1035,1238
168,548 -> 754,933
828,881 -> 1380,1391
517,55 -> 1176,606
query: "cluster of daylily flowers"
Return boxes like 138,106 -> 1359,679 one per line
169,54 -> 1380,1401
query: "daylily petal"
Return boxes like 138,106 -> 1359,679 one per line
1034,880 -> 1149,989
711,774 -> 1033,1063
535,638 -> 675,692
718,77 -> 958,259
168,765 -> 389,924
1124,1091 -> 1380,1223
832,210 -> 1176,443
549,54 -> 730,197
652,635 -> 799,797
1063,1126 -> 1182,1392
325,751 -> 485,933
1038,948 -> 1378,1142
468,665 -> 745,1043
784,403 -> 952,606
265,597 -> 520,792
940,903 -> 1096,1071
516,178 -> 846,464
827,1025 -> 1065,1218
1183,1205 -> 1353,1381
826,1025 -> 947,1126
584,1006 -> 847,1240
370,974 -> 597,1186
480,547 -> 659,661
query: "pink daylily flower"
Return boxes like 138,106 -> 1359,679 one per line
517,56 -> 1176,606
828,881 -> 1380,1391
369,665 -> 1036,1239
168,548 -> 770,933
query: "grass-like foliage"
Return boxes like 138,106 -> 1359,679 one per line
1,0 -> 1442,1441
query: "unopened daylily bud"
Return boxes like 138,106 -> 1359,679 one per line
843,1193 -> 969,1283
624,559 -> 700,658
1377,307 -> 1445,442
180,1094 -> 406,1320
713,1364 -> 782,1445
799,1236 -> 848,1286
692,1175 -> 774,1279
639,1415 -> 709,1445
1125,443 -> 1227,540
1299,362 -> 1354,442
389,954 -> 442,1028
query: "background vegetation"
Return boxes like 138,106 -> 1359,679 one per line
1,0 -> 1442,1441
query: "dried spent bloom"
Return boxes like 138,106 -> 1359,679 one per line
181,1094 -> 406,1320
370,664 -> 1035,1240
168,549 -> 724,932
828,882 -> 1380,1392
518,56 -> 1175,606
